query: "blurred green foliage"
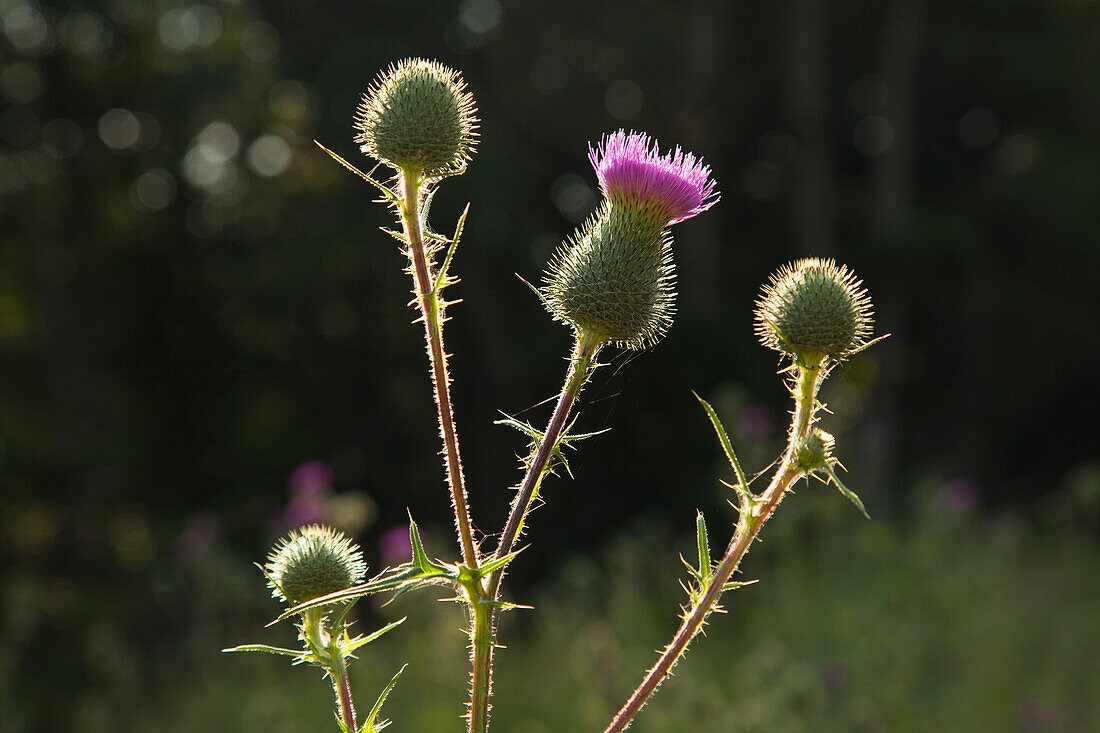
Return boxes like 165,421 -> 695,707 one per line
1,0 -> 1098,728
32,487 -> 1093,732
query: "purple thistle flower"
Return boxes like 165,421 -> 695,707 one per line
589,130 -> 718,224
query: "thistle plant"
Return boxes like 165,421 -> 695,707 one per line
226,58 -> 883,733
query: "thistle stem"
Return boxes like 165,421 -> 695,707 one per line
467,595 -> 493,733
398,168 -> 479,570
467,328 -> 604,733
333,648 -> 357,732
491,328 -> 603,587
603,361 -> 824,733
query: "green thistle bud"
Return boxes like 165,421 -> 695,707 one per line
354,58 -> 478,177
754,258 -> 873,362
542,199 -> 675,349
266,525 -> 367,607
795,428 -> 835,473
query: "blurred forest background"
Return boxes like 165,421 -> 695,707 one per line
2,0 -> 1099,731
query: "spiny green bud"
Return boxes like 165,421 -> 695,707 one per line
754,258 -> 872,362
795,428 -> 835,473
266,525 -> 367,607
354,58 -> 478,177
542,198 -> 675,349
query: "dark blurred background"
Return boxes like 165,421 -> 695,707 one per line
2,0 -> 1099,731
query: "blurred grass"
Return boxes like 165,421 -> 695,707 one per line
93,485 -> 1100,733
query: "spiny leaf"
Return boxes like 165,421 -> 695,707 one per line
480,599 -> 534,611
825,465 -> 871,519
695,393 -> 750,496
420,187 -> 437,229
517,273 -> 554,311
381,227 -> 406,244
315,141 -> 400,206
845,333 -> 891,358
407,513 -> 447,574
695,510 -> 712,585
433,202 -> 469,295
721,578 -> 759,592
221,643 -> 302,657
471,549 -> 524,580
344,618 -> 407,655
270,569 -> 421,624
365,664 -> 407,732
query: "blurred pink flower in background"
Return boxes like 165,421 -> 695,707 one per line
378,524 -> 413,566
282,460 -> 335,528
940,478 -> 980,513
174,511 -> 223,566
737,404 -> 773,439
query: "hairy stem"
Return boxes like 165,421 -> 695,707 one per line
467,596 -> 492,733
332,648 -> 357,732
603,361 -> 824,733
467,328 -> 604,733
491,328 -> 603,587
398,168 -> 479,570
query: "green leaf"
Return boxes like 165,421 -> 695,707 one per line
344,617 -> 407,656
721,578 -> 759,592
365,664 -> 408,732
694,393 -> 750,497
825,465 -> 871,519
479,599 -> 533,611
695,510 -> 711,585
433,202 -> 469,295
314,141 -> 400,207
270,569 -> 422,624
220,643 -> 302,657
407,514 -> 447,574
420,187 -> 437,229
380,227 -> 406,244
516,273 -> 554,311
472,549 -> 523,580
845,333 -> 890,358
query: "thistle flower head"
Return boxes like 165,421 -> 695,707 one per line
542,199 -> 675,349
755,258 -> 873,362
354,58 -> 478,177
266,524 -> 367,607
589,130 -> 718,225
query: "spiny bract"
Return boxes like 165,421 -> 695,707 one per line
266,524 -> 367,607
354,58 -> 478,177
542,199 -> 675,349
755,258 -> 872,361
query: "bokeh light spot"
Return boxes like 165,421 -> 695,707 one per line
98,108 -> 141,151
853,115 -> 893,156
551,173 -> 596,223
3,3 -> 51,53
997,133 -> 1039,175
848,74 -> 888,114
247,134 -> 292,177
530,54 -> 569,95
958,107 -> 1000,148
157,5 -> 221,51
58,11 -> 113,56
241,20 -> 279,63
605,79 -> 644,120
1,62 -> 42,104
130,169 -> 178,212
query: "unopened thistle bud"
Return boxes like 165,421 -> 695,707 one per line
795,428 -> 835,473
266,525 -> 367,607
543,130 -> 718,349
354,58 -> 478,178
755,258 -> 873,362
